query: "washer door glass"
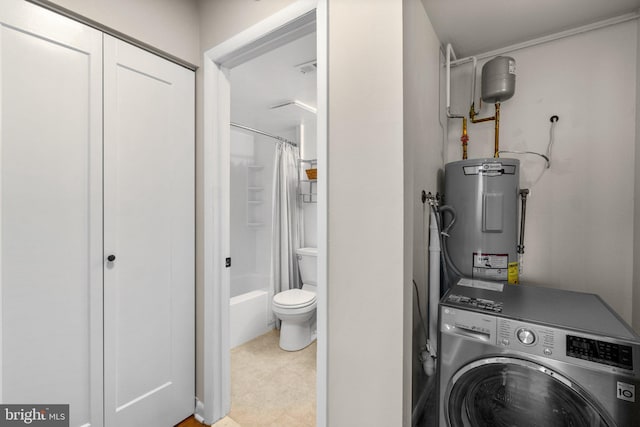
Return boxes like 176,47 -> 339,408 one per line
446,358 -> 614,427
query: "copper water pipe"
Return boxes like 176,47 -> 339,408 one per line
461,117 -> 469,160
469,102 -> 501,158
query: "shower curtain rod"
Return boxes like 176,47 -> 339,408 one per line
230,122 -> 298,147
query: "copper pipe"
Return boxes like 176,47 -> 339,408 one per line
461,117 -> 469,160
469,102 -> 495,123
494,103 -> 500,158
468,102 -> 501,158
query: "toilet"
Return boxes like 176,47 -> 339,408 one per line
272,247 -> 317,351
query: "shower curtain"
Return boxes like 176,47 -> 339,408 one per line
270,141 -> 301,323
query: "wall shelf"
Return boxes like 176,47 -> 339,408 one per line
247,164 -> 266,226
299,159 -> 317,203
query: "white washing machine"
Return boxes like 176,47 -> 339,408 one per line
437,280 -> 640,427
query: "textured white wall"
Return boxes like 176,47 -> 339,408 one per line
327,1 -> 407,425
403,0 -> 444,414
635,19 -> 640,333
198,0 -> 298,51
445,21 -> 638,324
47,0 -> 200,65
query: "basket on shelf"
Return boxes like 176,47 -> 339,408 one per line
305,168 -> 317,180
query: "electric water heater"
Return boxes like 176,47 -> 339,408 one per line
444,158 -> 520,283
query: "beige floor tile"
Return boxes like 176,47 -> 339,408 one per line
229,329 -> 316,426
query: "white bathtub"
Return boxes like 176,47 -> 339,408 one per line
230,275 -> 274,348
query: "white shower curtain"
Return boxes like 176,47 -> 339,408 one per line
270,141 -> 301,320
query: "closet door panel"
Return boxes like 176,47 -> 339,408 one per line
103,35 -> 194,427
0,1 -> 103,426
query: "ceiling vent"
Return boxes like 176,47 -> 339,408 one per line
295,59 -> 317,74
270,100 -> 317,114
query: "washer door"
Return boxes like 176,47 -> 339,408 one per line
445,357 -> 615,427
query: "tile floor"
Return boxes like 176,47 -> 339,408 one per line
216,329 -> 317,427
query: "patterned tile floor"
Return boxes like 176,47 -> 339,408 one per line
225,329 -> 316,426
179,329 -> 316,427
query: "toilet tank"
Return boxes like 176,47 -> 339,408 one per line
296,247 -> 317,286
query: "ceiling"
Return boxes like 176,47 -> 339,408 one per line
230,31 -> 317,137
422,0 -> 640,58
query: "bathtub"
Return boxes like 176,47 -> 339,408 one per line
230,274 -> 274,348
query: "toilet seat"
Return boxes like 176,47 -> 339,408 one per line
273,288 -> 316,309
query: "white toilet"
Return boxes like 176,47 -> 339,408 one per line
272,247 -> 317,351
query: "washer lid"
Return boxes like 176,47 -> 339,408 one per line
273,289 -> 316,308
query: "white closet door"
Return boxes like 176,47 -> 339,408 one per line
0,1 -> 104,426
103,35 -> 195,427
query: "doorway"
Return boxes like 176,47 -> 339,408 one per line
201,0 -> 327,425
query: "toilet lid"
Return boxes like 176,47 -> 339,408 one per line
273,289 -> 316,308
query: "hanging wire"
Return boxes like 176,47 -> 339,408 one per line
498,115 -> 559,188
498,115 -> 558,169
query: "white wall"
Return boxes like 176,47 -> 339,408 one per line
46,0 -> 200,65
445,21 -> 638,323
198,0 -> 298,51
230,130 -> 276,296
403,0 -> 443,415
328,1 -> 407,425
635,18 -> 640,332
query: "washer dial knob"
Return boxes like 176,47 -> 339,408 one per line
517,328 -> 536,345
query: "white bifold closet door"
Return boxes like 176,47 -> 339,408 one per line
0,2 -> 194,427
103,35 -> 194,427
0,1 -> 104,426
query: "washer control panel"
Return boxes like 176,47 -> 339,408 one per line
496,318 -> 636,372
566,335 -> 633,370
441,305 -> 639,374
517,328 -> 536,345
498,319 -> 555,357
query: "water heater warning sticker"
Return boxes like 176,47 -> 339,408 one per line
508,262 -> 519,284
473,253 -> 508,280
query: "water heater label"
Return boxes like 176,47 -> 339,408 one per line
473,253 -> 509,280
473,253 -> 508,269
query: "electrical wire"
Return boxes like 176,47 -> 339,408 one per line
498,116 -> 558,188
498,150 -> 549,167
546,116 -> 558,166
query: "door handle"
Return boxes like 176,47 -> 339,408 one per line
107,254 -> 116,262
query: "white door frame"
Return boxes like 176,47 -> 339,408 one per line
200,0 -> 328,425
